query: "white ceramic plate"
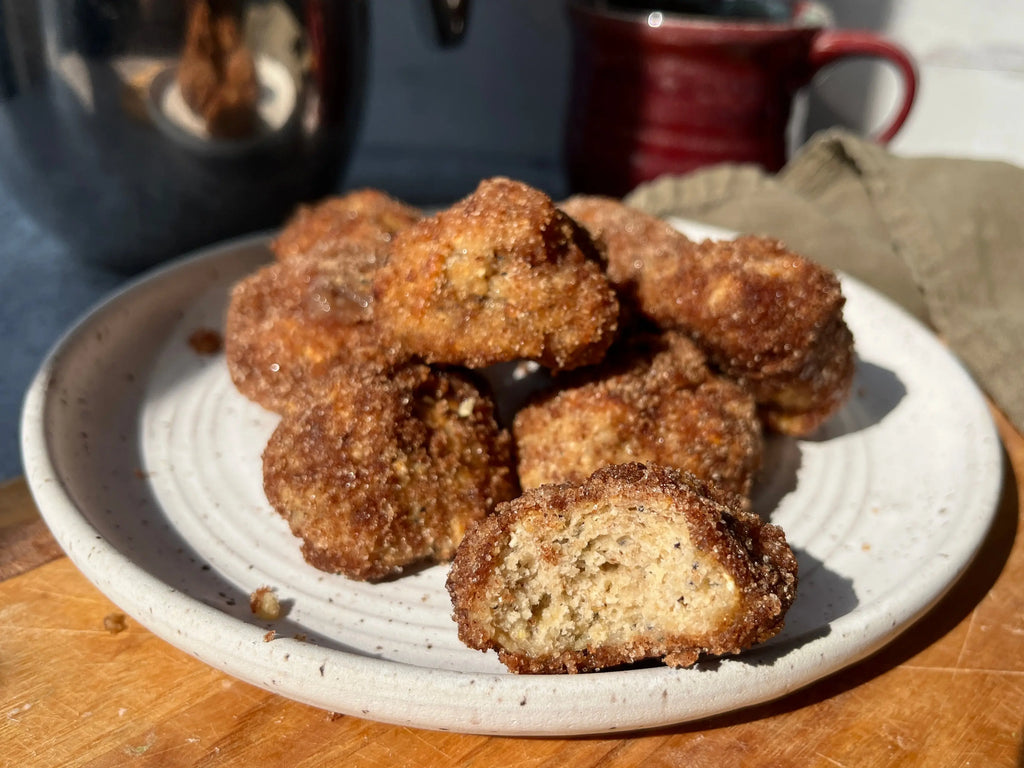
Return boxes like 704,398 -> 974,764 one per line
21,224 -> 1002,736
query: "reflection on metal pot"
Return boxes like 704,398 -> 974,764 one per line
0,0 -> 369,272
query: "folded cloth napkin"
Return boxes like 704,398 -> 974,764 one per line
625,129 -> 1024,436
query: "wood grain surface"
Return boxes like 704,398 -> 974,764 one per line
2,407 -> 1022,767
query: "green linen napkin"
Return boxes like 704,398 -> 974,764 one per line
625,129 -> 1024,435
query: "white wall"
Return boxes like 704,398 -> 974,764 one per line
804,0 -> 1024,164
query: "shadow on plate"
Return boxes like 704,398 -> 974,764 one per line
751,357 -> 906,518
804,357 -> 907,443
751,433 -> 801,522
748,549 -> 857,662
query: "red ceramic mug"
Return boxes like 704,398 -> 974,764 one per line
565,1 -> 918,196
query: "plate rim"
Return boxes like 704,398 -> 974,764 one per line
19,226 -> 1004,736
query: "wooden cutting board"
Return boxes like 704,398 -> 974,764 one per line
2,407 -> 1023,767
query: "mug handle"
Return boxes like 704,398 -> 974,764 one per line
808,31 -> 918,144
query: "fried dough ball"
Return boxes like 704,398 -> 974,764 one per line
560,195 -> 695,294
560,196 -> 854,435
447,463 -> 798,673
224,255 -> 399,414
263,363 -> 518,581
374,178 -> 619,371
514,332 -> 761,500
228,190 -> 421,413
272,189 -> 422,265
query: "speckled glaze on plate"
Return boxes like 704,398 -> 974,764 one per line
20,224 -> 1002,736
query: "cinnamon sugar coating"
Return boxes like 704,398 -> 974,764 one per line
263,363 -> 518,581
227,189 -> 420,414
561,196 -> 854,435
374,178 -> 619,372
224,255 -> 399,414
272,189 -> 422,265
446,463 -> 798,673
514,332 -> 761,501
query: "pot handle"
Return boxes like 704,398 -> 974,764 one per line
430,0 -> 470,46
809,31 -> 918,144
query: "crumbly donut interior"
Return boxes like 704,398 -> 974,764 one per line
489,502 -> 738,656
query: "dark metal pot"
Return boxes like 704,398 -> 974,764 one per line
0,1 -> 467,272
